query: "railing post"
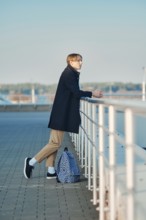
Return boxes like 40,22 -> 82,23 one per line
98,104 -> 105,220
74,133 -> 77,150
92,103 -> 98,205
84,101 -> 88,178
78,127 -> 81,160
87,102 -> 92,190
81,100 -> 85,169
125,108 -> 135,220
80,127 -> 84,168
109,105 -> 116,220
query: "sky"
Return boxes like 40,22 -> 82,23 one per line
0,0 -> 146,85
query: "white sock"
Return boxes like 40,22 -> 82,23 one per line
29,157 -> 37,166
48,166 -> 55,174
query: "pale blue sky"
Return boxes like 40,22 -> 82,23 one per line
0,0 -> 146,84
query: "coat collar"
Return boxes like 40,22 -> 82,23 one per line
67,64 -> 80,77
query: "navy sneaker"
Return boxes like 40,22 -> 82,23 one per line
24,157 -> 34,179
46,172 -> 57,179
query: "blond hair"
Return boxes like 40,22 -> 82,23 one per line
66,53 -> 82,64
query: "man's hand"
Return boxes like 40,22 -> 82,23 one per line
92,90 -> 103,98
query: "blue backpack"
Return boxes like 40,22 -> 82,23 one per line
56,147 -> 80,183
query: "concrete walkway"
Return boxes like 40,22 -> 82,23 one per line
0,112 -> 98,220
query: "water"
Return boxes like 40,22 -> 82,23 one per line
103,111 -> 146,165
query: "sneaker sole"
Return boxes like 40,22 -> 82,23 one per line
46,176 -> 57,180
23,158 -> 29,179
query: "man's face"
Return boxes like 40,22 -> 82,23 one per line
69,56 -> 82,71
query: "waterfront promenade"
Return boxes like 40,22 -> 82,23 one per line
0,111 -> 98,220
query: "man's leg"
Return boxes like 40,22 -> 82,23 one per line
45,130 -> 64,179
24,129 -> 64,179
34,129 -> 64,164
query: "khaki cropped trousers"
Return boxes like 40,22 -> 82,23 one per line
35,129 -> 64,167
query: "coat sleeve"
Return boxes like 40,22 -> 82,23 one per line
63,71 -> 92,99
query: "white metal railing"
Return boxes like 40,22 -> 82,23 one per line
70,98 -> 146,220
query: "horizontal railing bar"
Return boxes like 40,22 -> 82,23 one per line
82,98 -> 146,111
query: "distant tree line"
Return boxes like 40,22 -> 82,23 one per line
0,82 -> 142,95
81,82 -> 141,93
0,83 -> 57,95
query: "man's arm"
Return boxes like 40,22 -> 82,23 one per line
63,71 -> 103,99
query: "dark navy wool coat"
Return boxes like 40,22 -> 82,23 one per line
48,65 -> 92,133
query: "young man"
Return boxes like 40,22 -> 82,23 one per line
24,53 -> 103,179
